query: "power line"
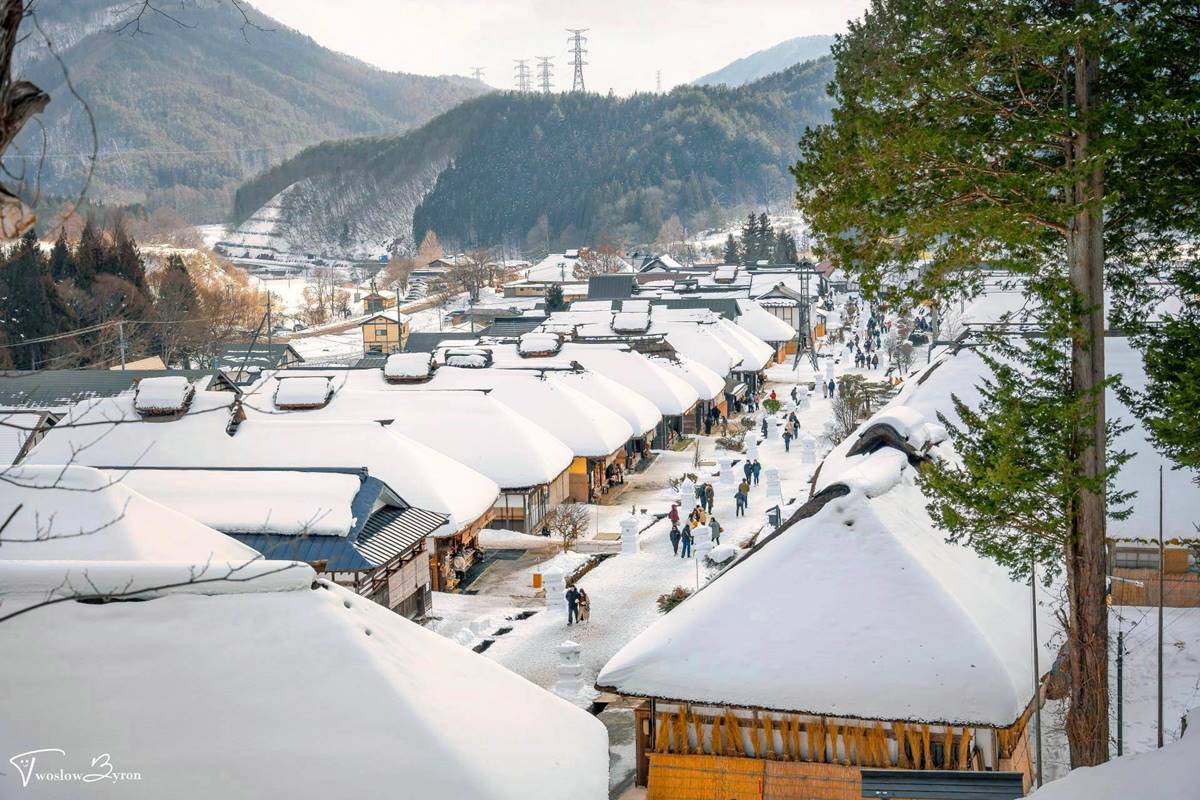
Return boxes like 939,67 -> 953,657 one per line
566,28 -> 588,92
536,56 -> 555,93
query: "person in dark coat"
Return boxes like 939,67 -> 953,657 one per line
734,490 -> 747,516
669,523 -> 681,555
751,460 -> 762,485
783,429 -> 793,452
872,353 -> 879,369
565,584 -> 580,625
743,461 -> 753,481
761,418 -> 768,437
710,516 -> 722,545
703,483 -> 715,514
680,526 -> 693,558
828,379 -> 836,397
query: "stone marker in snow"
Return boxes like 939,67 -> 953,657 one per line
620,515 -> 640,555
801,437 -> 816,464
543,566 -> 566,616
717,454 -> 733,485
554,640 -> 585,700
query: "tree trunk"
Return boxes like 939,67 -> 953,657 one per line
1064,21 -> 1110,768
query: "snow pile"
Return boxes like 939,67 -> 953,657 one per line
518,332 -> 562,357
134,376 -> 193,415
384,352 -> 434,382
116,469 -> 361,537
0,465 -> 260,562
274,375 -> 333,409
0,566 -> 609,799
1027,712 -> 1197,800
478,529 -> 554,549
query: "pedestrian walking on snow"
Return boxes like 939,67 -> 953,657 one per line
738,478 -> 751,500
783,429 -> 793,452
680,526 -> 693,558
828,379 -> 836,397
565,584 -> 580,625
743,461 -> 753,481
577,588 -> 590,623
734,490 -> 747,517
872,353 -> 879,370
751,460 -> 762,485
761,418 -> 768,437
669,503 -> 680,526
710,516 -> 722,545
669,523 -> 681,555
704,483 -> 715,513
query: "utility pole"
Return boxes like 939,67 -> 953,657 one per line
536,56 -> 554,93
1117,628 -> 1124,756
1158,464 -> 1165,748
566,28 -> 588,92
1031,551 -> 1043,789
117,320 -> 127,370
655,70 -> 662,93
471,66 -> 485,83
266,290 -> 273,354
513,59 -> 532,93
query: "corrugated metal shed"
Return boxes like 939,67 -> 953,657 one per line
0,369 -> 234,409
860,769 -> 1025,799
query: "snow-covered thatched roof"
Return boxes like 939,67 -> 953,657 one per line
25,392 -> 499,537
735,298 -> 797,343
0,465 -> 259,562
0,528 -> 607,799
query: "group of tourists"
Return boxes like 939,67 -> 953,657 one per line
667,501 -> 723,557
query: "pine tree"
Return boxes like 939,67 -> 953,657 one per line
73,216 -> 102,288
544,284 -> 566,312
792,0 -> 1198,765
774,229 -> 798,264
3,230 -> 61,370
738,213 -> 758,265
112,222 -> 147,288
755,213 -> 771,263
48,229 -> 73,281
722,234 -> 740,265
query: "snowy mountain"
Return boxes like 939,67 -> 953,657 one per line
230,58 -> 835,258
13,0 -> 488,221
693,35 -> 836,87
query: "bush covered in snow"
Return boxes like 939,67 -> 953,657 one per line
656,585 -> 692,614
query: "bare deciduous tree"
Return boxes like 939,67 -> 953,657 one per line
542,502 -> 590,551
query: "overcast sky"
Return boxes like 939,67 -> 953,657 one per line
251,0 -> 869,95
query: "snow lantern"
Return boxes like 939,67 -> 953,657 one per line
744,431 -> 759,459
692,523 -> 713,561
766,415 -> 781,440
679,477 -> 696,506
801,437 -> 817,464
717,454 -> 734,485
553,640 -> 584,700
824,358 -> 835,382
765,468 -> 782,501
543,566 -> 566,616
620,515 -> 640,555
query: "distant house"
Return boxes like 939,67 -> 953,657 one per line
360,308 -> 411,355
361,291 -> 396,314
734,299 -> 798,362
754,281 -> 809,333
214,342 -> 303,383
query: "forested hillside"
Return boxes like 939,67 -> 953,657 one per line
13,0 -> 486,221
234,57 -> 835,254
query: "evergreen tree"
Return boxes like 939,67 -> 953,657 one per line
755,213 -> 772,262
112,222 -> 147,288
48,229 -> 73,281
773,229 -> 798,264
3,231 -> 61,370
544,284 -> 566,312
738,213 -> 759,265
73,216 -> 102,288
722,234 -> 740,265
